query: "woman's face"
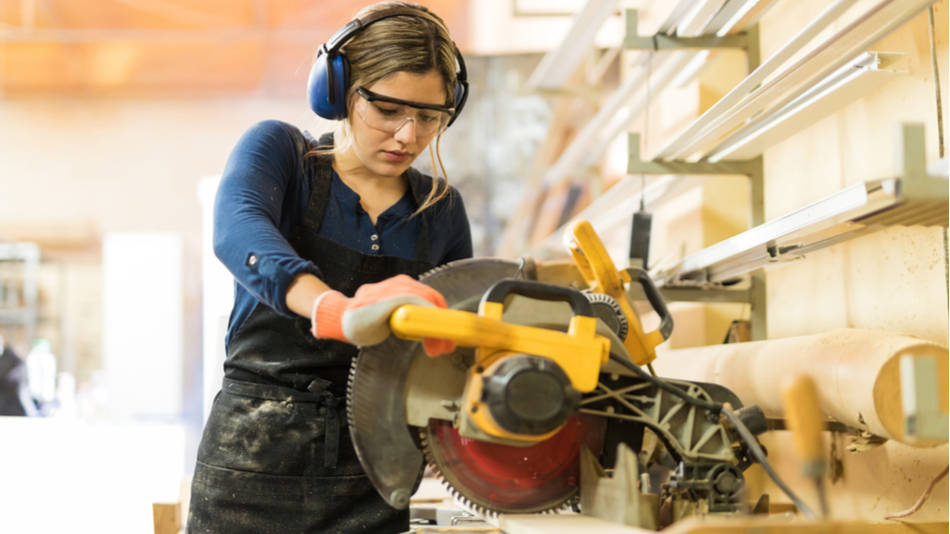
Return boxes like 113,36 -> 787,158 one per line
345,70 -> 449,178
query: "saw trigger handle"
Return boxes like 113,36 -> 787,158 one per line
480,279 -> 594,318
626,267 -> 673,340
477,279 -> 601,360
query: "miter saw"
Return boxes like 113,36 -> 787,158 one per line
347,221 -> 771,527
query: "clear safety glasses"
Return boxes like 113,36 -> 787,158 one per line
354,86 -> 454,137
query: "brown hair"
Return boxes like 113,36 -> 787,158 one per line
308,1 -> 460,215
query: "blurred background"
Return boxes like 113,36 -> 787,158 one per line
0,1 -> 623,531
1,0 -> 946,532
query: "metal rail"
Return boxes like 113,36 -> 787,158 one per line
654,124 -> 949,287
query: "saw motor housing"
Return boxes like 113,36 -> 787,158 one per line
459,352 -> 581,443
460,280 -> 599,443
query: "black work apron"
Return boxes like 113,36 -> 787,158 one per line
0,347 -> 35,416
188,133 -> 434,534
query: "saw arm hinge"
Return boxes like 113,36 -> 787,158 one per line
566,220 -> 672,366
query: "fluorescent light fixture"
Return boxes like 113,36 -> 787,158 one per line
654,0 -> 859,160
525,0 -> 619,90
672,0 -> 766,88
677,0 -> 728,37
669,50 -> 711,88
706,52 -> 902,161
658,1 -> 698,35
656,0 -> 936,161
540,50 -> 690,188
654,160 -> 948,285
530,174 -> 683,257
654,178 -> 898,284
715,0 -> 761,36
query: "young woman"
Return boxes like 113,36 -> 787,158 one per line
187,3 -> 472,532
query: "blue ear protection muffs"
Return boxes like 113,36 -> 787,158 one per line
307,6 -> 469,128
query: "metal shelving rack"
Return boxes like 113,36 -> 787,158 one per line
0,242 -> 40,348
528,0 -> 945,341
653,124 -> 949,287
620,0 -> 944,340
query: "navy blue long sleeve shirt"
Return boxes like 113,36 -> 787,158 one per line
214,120 -> 473,346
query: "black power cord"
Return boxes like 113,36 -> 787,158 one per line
607,354 -> 819,519
721,405 -> 817,520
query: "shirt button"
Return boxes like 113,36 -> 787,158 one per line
370,234 -> 379,241
371,244 -> 380,251
246,254 -> 258,267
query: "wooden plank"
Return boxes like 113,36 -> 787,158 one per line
661,517 -> 948,534
498,513 -> 650,534
653,328 -> 948,445
151,502 -> 181,534
499,514 -> 948,534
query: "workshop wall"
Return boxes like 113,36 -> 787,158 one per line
554,0 -> 950,522
754,0 -> 948,520
726,0 -> 948,521
762,1 -> 949,344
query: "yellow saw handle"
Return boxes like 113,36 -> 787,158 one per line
389,279 -> 610,392
566,220 -> 671,366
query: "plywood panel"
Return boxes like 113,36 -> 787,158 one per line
746,434 -> 949,523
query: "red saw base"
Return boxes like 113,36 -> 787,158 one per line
423,414 -> 607,514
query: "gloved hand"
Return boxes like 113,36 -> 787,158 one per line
310,274 -> 455,356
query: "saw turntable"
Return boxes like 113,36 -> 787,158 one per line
346,221 -> 786,530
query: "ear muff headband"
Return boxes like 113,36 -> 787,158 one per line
448,46 -> 468,128
307,6 -> 468,126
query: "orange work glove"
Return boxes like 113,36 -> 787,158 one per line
310,274 -> 455,357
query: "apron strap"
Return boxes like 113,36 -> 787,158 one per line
297,131 -> 333,235
413,214 -> 431,263
223,377 -> 324,402
307,377 -> 341,468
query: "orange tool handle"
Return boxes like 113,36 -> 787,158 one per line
783,375 -> 826,474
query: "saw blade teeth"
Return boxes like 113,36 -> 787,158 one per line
345,355 -> 359,429
441,478 -> 495,519
417,262 -> 452,282
419,427 -> 495,518
419,424 -> 577,518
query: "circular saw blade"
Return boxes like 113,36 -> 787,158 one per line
347,258 -> 525,509
422,414 -> 607,516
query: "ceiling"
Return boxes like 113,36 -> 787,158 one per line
0,0 -> 471,97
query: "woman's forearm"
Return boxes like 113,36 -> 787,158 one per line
285,272 -> 333,318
